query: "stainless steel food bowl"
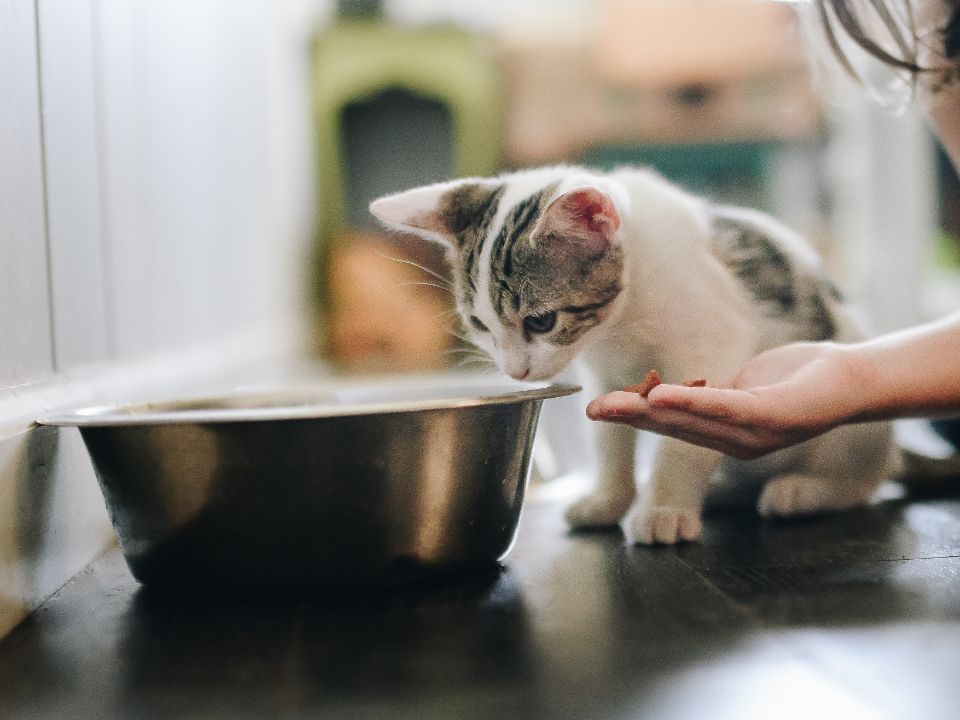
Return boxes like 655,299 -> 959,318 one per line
39,376 -> 579,590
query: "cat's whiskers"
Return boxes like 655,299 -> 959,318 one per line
392,280 -> 455,295
449,352 -> 496,371
375,251 -> 455,293
444,327 -> 477,346
445,342 -> 493,357
455,361 -> 496,373
445,346 -> 489,358
438,314 -> 467,331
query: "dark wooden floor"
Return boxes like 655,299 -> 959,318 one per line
2,483 -> 960,720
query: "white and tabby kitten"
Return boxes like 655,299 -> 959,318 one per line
370,165 -> 898,545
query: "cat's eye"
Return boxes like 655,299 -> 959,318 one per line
468,315 -> 488,333
523,311 -> 557,335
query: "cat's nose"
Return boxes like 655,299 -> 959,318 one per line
510,368 -> 530,380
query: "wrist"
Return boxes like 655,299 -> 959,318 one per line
827,342 -> 883,424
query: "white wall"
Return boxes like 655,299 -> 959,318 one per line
825,98 -> 938,334
0,0 -> 320,638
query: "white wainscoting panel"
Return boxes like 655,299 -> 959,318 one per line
37,0 -> 111,370
0,0 -> 54,386
0,0 -> 319,640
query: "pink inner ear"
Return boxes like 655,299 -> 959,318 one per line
557,189 -> 621,235
540,188 -> 621,257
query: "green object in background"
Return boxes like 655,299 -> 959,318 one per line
306,20 -> 503,354
584,140 -> 780,212
309,21 -> 503,246
932,229 -> 960,269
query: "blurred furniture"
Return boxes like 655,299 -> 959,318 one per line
309,18 -> 502,368
584,140 -> 781,211
310,20 -> 501,243
498,0 -> 820,213
500,0 -> 817,163
324,231 -> 453,373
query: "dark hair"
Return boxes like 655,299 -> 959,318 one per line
946,3 -> 960,56
815,0 -> 960,83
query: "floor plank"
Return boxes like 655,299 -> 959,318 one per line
1,488 -> 960,720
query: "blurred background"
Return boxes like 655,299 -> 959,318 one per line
3,0 -> 957,387
2,0 -> 959,632
313,0 -> 960,375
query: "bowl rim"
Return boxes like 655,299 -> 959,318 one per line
37,380 -> 581,427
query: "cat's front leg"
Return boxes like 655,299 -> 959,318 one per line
565,419 -> 636,529
622,438 -> 721,545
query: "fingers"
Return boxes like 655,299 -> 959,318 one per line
585,390 -> 648,421
587,385 -> 764,425
586,387 -> 791,459
586,390 -> 771,459
645,384 -> 762,421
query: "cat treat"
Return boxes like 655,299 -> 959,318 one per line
624,372 -> 706,396
624,369 -> 662,397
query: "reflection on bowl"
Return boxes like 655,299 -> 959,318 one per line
39,377 -> 579,590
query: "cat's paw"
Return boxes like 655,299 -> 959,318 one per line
564,492 -> 633,529
757,474 -> 857,517
622,504 -> 702,545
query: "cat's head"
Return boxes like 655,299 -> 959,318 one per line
369,169 -> 626,380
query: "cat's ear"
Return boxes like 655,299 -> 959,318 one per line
535,187 -> 621,256
369,180 -> 502,246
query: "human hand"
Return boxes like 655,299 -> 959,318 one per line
586,342 -> 867,459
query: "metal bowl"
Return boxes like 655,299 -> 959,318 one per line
39,376 -> 579,590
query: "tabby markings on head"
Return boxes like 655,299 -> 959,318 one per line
487,185 -> 558,316
438,183 -> 505,305
439,180 -> 622,347
550,294 -> 621,346
710,213 -> 841,341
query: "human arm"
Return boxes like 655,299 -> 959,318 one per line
586,312 -> 960,459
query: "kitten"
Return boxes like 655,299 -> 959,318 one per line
370,165 -> 898,545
